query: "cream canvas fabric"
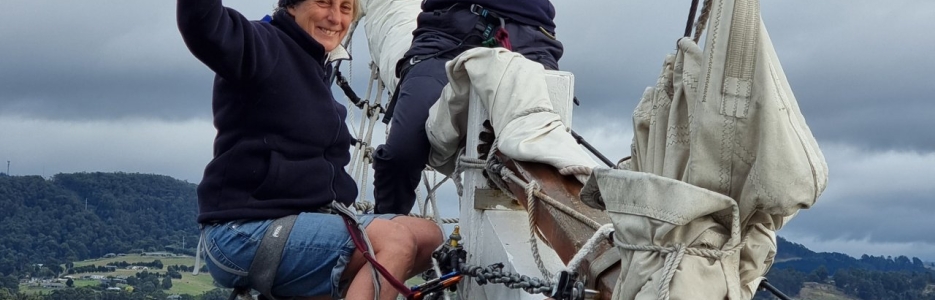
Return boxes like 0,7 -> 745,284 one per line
580,0 -> 828,298
425,47 -> 598,181
359,0 -> 421,91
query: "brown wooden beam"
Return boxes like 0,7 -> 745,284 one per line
496,153 -> 619,300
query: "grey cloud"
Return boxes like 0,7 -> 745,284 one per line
0,0 -> 272,121
781,144 -> 935,249
552,0 -> 935,152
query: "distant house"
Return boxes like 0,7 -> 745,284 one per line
40,282 -> 66,289
167,295 -> 182,300
142,252 -> 174,257
103,253 -> 117,258
106,287 -> 122,291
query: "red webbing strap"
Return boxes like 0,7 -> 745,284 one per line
340,215 -> 414,298
495,27 -> 512,51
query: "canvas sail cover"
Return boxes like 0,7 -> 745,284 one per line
359,0 -> 421,91
425,47 -> 599,181
579,0 -> 828,298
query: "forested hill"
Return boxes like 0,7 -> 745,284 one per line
757,237 -> 935,300
774,236 -> 930,274
0,172 -> 198,277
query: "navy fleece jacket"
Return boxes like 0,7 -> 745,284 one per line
422,0 -> 557,32
177,1 -> 357,223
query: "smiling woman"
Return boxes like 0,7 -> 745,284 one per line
175,0 -> 443,299
281,0 -> 362,51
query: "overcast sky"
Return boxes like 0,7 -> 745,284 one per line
2,0 -> 934,262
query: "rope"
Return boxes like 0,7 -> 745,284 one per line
353,201 -> 459,223
563,223 -> 614,274
522,181 -> 553,280
613,239 -> 746,300
694,0 -> 714,42
499,169 -> 603,231
612,203 -> 745,300
453,149 -> 607,283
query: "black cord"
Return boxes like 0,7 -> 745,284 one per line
570,130 -> 615,168
760,280 -> 793,300
684,0 -> 701,37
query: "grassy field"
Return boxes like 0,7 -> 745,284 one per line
797,283 -> 858,300
42,255 -> 219,296
23,255 -> 434,297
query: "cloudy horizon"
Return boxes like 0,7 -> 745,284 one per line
2,0 -> 934,261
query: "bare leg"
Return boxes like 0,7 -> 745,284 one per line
340,217 -> 444,300
390,216 -> 444,273
343,219 -> 418,300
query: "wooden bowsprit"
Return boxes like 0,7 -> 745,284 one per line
495,155 -> 619,300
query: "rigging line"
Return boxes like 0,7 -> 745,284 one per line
570,130 -> 614,167
693,0 -> 714,42
458,155 -> 603,230
759,280 -> 793,300
684,0 -> 702,38
497,166 -> 604,231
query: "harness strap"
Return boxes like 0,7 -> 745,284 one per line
194,225 -> 206,276
331,203 -> 414,298
248,215 -> 299,300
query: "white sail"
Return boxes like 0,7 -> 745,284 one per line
359,0 -> 421,92
580,0 -> 828,299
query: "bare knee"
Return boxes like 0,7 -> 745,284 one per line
392,217 -> 444,249
367,219 -> 418,263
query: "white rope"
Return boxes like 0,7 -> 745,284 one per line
501,170 -> 603,231
612,204 -> 745,300
347,65 -> 379,174
563,223 -> 614,274
522,181 -> 553,280
452,152 -> 608,282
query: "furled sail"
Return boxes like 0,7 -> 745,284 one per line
580,0 -> 828,298
359,0 -> 421,91
426,47 -> 599,181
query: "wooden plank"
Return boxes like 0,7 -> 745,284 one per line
473,188 -> 523,211
498,156 -> 620,300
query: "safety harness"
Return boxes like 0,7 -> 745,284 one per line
382,3 -> 513,124
194,202 -> 412,300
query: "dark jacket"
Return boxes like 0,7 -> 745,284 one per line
399,0 -> 562,74
422,0 -> 557,32
177,1 -> 357,223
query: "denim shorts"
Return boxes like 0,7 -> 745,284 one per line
202,212 -> 395,298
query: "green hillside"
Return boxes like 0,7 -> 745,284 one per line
0,172 -> 199,277
1,172 -> 934,300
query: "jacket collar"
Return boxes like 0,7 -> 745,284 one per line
271,9 -> 326,63
326,45 -> 351,63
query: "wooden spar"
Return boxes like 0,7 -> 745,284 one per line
495,153 -> 619,300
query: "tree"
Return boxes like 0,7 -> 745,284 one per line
0,276 -> 16,296
139,281 -> 156,293
808,265 -> 829,283
161,276 -> 173,290
201,288 -> 234,300
66,278 -> 74,287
